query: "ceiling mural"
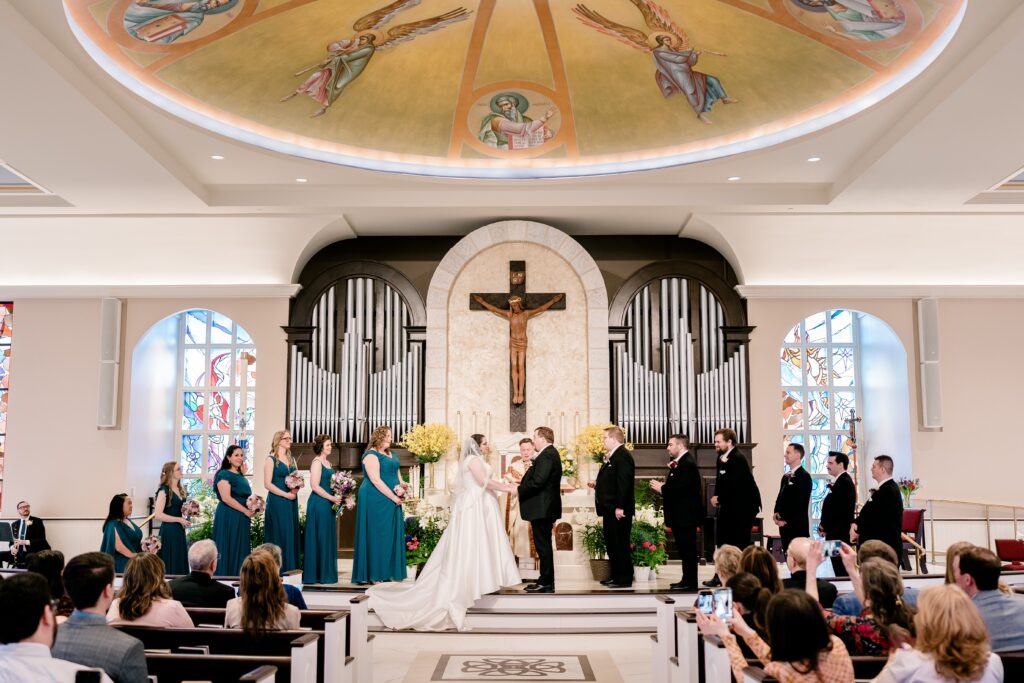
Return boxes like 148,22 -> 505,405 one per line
63,0 -> 966,178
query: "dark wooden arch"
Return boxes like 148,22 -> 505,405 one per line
608,260 -> 746,327
289,260 -> 426,328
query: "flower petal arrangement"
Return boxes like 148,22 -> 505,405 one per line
571,423 -> 635,464
399,423 -> 457,464
330,470 -> 358,517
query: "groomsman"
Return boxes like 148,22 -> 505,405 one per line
851,455 -> 904,561
706,428 -> 761,586
650,434 -> 702,590
819,451 -> 856,576
519,426 -> 563,593
595,427 -> 636,588
773,443 -> 811,554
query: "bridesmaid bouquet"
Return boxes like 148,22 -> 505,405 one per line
330,471 -> 358,518
246,494 -> 265,513
285,472 -> 305,490
181,499 -> 201,518
393,481 -> 413,501
141,535 -> 162,553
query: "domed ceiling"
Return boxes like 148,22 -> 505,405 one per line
64,0 -> 966,178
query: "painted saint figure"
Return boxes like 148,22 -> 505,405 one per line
822,0 -> 906,41
472,293 -> 563,405
123,0 -> 237,45
478,93 -> 556,149
281,0 -> 471,117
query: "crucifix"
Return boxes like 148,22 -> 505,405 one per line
470,260 -> 566,432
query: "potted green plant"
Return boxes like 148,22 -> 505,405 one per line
630,505 -> 668,581
574,508 -> 609,581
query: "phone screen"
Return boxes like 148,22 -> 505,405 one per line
713,588 -> 733,621
822,540 -> 841,558
697,590 -> 714,614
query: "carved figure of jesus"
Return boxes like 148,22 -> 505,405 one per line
472,292 -> 563,404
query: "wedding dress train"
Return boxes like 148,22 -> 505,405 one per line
366,447 -> 522,631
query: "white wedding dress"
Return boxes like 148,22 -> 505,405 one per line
366,450 -> 522,631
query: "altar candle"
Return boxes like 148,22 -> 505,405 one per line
486,412 -> 491,442
560,412 -> 565,443
457,411 -> 462,440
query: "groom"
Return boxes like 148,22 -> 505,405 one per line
518,426 -> 562,593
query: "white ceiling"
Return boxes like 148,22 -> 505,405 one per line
1,0 -> 1024,292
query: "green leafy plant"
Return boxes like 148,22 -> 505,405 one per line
634,480 -> 657,509
630,521 -> 668,570
402,502 -> 450,566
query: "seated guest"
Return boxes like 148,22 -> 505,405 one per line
696,588 -> 854,683
26,550 -> 74,620
782,538 -> 838,609
226,551 -> 300,635
0,572 -> 114,682
169,539 -> 235,608
874,584 -> 1004,683
954,545 -> 1024,652
807,540 -> 915,656
740,544 -> 783,594
107,553 -> 193,628
945,540 -> 975,585
53,552 -> 149,683
728,572 -> 772,642
0,500 -> 51,568
713,544 -> 743,586
831,540 -> 919,616
100,494 -> 143,573
253,542 -> 308,609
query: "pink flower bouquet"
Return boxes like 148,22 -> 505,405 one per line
330,470 -> 358,517
141,535 -> 162,553
285,471 -> 304,490
393,481 -> 413,502
246,494 -> 265,513
180,499 -> 200,518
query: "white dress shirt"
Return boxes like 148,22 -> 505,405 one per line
0,642 -> 113,683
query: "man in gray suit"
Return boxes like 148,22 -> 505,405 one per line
52,552 -> 148,683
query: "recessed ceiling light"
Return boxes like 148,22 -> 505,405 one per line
210,154 -> 225,160
295,178 -> 308,183
807,156 -> 822,162
728,176 -> 741,181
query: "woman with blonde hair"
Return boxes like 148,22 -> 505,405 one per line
713,544 -> 743,585
874,584 -> 1004,682
225,550 -> 300,635
264,430 -> 301,571
107,553 -> 193,627
154,461 -> 189,574
352,426 -> 406,585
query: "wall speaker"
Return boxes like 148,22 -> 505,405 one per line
98,298 -> 122,428
916,298 -> 942,429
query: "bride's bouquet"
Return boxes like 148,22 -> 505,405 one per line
285,471 -> 305,490
246,494 -> 265,514
330,470 -> 358,517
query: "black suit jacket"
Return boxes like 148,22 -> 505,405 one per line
169,571 -> 237,608
820,471 -> 856,542
715,450 -> 761,521
661,452 -> 703,527
11,516 -> 50,556
783,571 -> 838,609
594,444 -> 635,517
855,478 -> 904,557
774,466 -> 811,538
518,444 -> 562,521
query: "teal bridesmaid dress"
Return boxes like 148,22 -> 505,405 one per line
351,450 -> 406,583
213,469 -> 252,576
100,519 -> 143,573
265,456 -> 301,571
157,485 -> 189,574
303,462 -> 339,584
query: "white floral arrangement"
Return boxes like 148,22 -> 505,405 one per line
573,507 -> 601,528
634,504 -> 664,528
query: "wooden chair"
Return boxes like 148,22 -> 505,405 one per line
995,539 -> 1024,571
901,508 -> 927,573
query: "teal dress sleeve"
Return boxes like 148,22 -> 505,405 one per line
101,519 -> 143,573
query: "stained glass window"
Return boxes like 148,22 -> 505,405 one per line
0,303 -> 11,508
176,310 -> 256,489
780,310 -> 861,528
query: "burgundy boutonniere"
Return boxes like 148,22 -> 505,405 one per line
668,460 -> 678,469
826,482 -> 834,490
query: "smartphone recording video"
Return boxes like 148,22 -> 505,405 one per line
822,540 -> 841,558
697,589 -> 714,615
713,588 -> 733,621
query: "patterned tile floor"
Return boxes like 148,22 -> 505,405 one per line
402,649 -> 625,682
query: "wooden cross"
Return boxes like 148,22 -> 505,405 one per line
470,260 -> 566,432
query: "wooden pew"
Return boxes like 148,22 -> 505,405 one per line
240,666 -> 279,683
184,607 -> 344,631
144,647 -> 303,683
1001,651 -> 1024,680
349,594 -> 374,683
652,595 -> 675,683
672,610 -> 699,683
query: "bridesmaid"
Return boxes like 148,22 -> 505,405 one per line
303,434 -> 340,584
213,445 -> 253,576
352,426 -> 406,585
263,430 -> 301,572
100,493 -> 143,573
154,461 -> 189,574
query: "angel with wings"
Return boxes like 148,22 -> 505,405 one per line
281,0 -> 471,117
573,0 -> 737,124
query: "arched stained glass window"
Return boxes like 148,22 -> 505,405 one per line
0,303 -> 12,507
781,310 -> 862,527
176,310 -> 256,490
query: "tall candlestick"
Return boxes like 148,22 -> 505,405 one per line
457,411 -> 462,441
560,412 -> 565,445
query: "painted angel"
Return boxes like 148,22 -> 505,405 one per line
572,0 -> 737,124
281,0 -> 471,117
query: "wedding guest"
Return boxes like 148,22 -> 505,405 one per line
0,500 -> 50,568
782,537 -> 838,609
168,539 -> 235,608
740,545 -> 783,594
728,572 -> 772,641
773,443 -> 811,553
100,494 -> 142,573
0,573 -> 114,683
954,545 -> 1024,652
106,553 -> 193,628
696,588 -> 854,683
707,428 -> 760,585
352,426 -> 406,585
54,552 -> 149,683
25,550 -> 74,619
874,584 -> 1004,683
945,540 -> 975,584
519,426 -> 563,593
254,543 -> 307,608
213,445 -> 253,576
851,455 -> 903,560
225,551 -> 300,635
503,438 -> 536,566
713,544 -> 742,585
594,426 -> 635,589
304,434 -> 340,585
153,461 -> 189,575
819,451 -> 856,576
650,434 -> 702,590
264,430 -> 301,572
832,541 -> 919,616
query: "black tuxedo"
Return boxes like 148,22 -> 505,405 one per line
714,449 -> 761,549
773,466 -> 811,551
783,571 -> 838,609
660,452 -> 703,586
518,444 -> 562,586
1,516 -> 50,567
820,471 -> 856,576
855,478 -> 904,560
169,571 -> 237,608
595,444 -> 636,585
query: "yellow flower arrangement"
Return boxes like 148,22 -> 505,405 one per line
572,423 -> 635,464
399,423 -> 457,464
558,447 -> 578,479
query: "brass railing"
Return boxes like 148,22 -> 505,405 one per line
913,497 -> 1022,566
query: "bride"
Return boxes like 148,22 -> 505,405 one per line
366,434 -> 522,631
